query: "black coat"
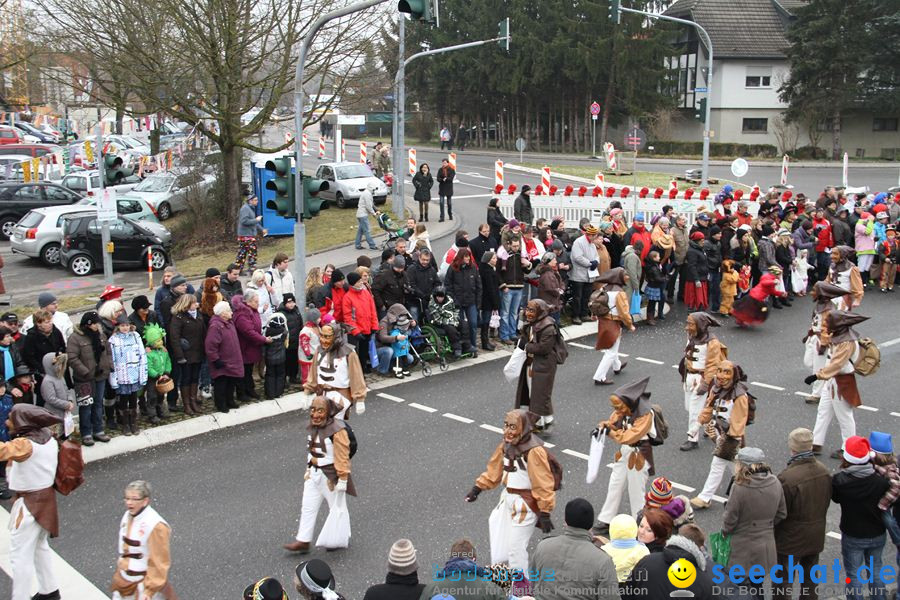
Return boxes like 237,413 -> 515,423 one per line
832,469 -> 890,539
624,541 -> 716,600
468,234 -> 497,263
404,262 -> 439,305
22,326 -> 66,375
436,165 -> 455,196
513,193 -> 533,224
445,263 -> 482,308
278,304 -> 303,349
775,244 -> 793,271
412,171 -> 433,203
487,207 -> 507,242
362,572 -> 425,600
169,311 -> 207,364
479,264 -> 502,311
129,310 -> 160,340
372,268 -> 407,313
219,277 -> 243,302
703,239 -> 722,272
684,241 -> 709,282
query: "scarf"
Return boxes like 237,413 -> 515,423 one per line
188,309 -> 198,319
845,463 -> 875,478
86,328 -> 104,362
298,564 -> 338,600
0,345 -> 12,382
610,538 -> 642,549
788,450 -> 815,465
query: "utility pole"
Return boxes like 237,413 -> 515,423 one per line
391,16 -> 406,218
95,124 -> 114,285
615,5 -> 713,187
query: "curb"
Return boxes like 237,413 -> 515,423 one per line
81,320 -> 598,464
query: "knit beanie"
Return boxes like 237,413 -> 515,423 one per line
609,514 -> 638,541
331,268 -> 345,283
169,275 -> 187,289
347,272 -> 362,286
37,292 -> 57,308
131,295 -> 151,311
788,427 -> 813,454
205,267 -> 221,278
690,231 -> 705,241
645,477 -> 674,508
564,498 -> 594,530
869,432 -> 893,455
303,309 -> 320,325
387,539 -> 418,576
481,250 -> 496,264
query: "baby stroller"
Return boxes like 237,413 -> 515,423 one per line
376,212 -> 405,250
405,325 -> 445,376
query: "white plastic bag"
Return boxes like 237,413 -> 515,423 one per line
586,429 -> 607,484
502,346 -> 527,383
488,490 -> 510,565
316,491 -> 351,549
490,310 -> 501,329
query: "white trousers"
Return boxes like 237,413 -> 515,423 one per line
9,498 -> 57,600
699,456 -> 733,502
295,468 -> 337,542
858,254 -> 874,272
593,335 -> 622,382
598,445 -> 649,524
488,490 -> 536,572
812,378 -> 856,447
684,373 -> 705,442
804,336 -> 828,398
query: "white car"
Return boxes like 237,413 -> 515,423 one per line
54,170 -> 141,197
117,168 -> 216,220
105,135 -> 151,156
314,162 -> 388,208
0,155 -> 33,181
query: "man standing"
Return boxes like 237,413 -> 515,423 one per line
111,481 -> 173,600
469,224 -> 498,264
21,293 -> 73,340
266,252 -> 295,302
456,124 -> 469,151
372,256 -> 407,317
774,428 -> 832,600
569,224 -> 600,325
680,313 -> 726,452
219,264 -> 243,302
513,185 -> 533,225
355,182 -> 379,251
439,126 -> 451,150
436,157 -> 455,222
235,195 -> 267,275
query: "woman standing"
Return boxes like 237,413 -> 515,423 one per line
204,301 -> 244,413
479,251 -> 501,351
66,312 -> 112,446
341,271 -> 379,371
775,231 -> 795,302
445,248 -> 482,355
107,315 -> 148,436
169,294 -> 207,415
721,447 -> 787,600
232,291 -> 271,402
486,198 -> 507,243
246,269 -> 274,325
684,232 -> 709,309
412,163 -> 433,222
854,213 -> 877,288
408,223 -> 432,253
827,246 -> 864,310
305,268 -> 324,305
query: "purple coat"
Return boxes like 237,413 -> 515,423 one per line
231,295 -> 267,365
204,315 -> 244,379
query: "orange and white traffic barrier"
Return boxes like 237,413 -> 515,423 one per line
448,152 -> 457,170
360,141 -> 367,164
495,160 -> 504,187
341,138 -> 346,161
284,132 -> 292,145
669,179 -> 678,191
780,154 -> 789,186
148,248 -> 154,290
603,142 -> 617,171
594,172 -> 604,191
318,137 -> 326,159
408,149 -> 417,176
541,166 -> 551,190
302,133 -> 308,155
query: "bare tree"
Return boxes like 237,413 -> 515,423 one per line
771,114 -> 801,155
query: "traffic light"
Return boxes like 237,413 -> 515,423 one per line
609,0 -> 620,23
398,0 -> 438,25
497,18 -> 510,51
103,153 -> 132,185
301,174 -> 330,220
695,97 -> 707,123
265,157 -> 295,218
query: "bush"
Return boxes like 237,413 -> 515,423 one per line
648,141 -> 778,158
793,145 -> 828,160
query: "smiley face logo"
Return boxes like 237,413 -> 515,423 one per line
667,558 -> 696,588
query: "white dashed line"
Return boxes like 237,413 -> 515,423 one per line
562,449 -> 590,460
891,412 -> 900,418
409,402 -> 437,413
672,364 -> 680,369
671,482 -> 696,493
481,424 -> 504,434
880,337 -> 900,348
826,531 -> 842,541
711,494 -> 727,504
794,391 -> 816,399
377,393 -> 406,403
569,342 -> 594,350
858,405 -> 879,412
544,442 -> 556,448
751,381 -> 785,391
619,353 -> 630,358
636,357 -> 664,365
443,413 -> 474,424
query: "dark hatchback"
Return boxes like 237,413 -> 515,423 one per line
0,181 -> 82,239
59,212 -> 171,276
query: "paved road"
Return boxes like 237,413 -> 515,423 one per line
1,289 -> 897,599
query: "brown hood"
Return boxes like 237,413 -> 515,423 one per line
612,377 -> 652,418
307,397 -> 347,440
826,310 -> 869,344
709,360 -> 750,402
688,312 -> 721,344
597,267 -> 626,291
503,408 -> 543,462
10,404 -> 62,445
831,246 -> 855,273
811,282 -> 848,314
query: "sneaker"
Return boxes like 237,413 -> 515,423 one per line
200,385 -> 213,399
690,497 -> 711,509
402,369 -> 411,376
679,440 -> 699,451
0,488 -> 11,500
94,433 -> 111,443
572,317 -> 583,325
81,436 -> 95,447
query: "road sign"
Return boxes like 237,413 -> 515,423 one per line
592,115 -> 598,121
97,188 -> 117,222
337,114 -> 365,125
515,137 -> 526,152
695,87 -> 708,92
624,127 -> 646,151
590,102 -> 601,116
731,158 -> 749,178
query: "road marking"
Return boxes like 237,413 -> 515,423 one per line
377,392 -> 405,403
751,381 -> 784,391
481,424 -> 504,434
672,364 -> 679,369
826,531 -> 842,541
891,412 -> 900,418
447,193 -> 493,199
570,342 -> 594,350
636,357 -> 664,365
619,353 -> 630,358
563,448 -> 590,460
880,337 -> 900,348
671,482 -> 696,493
858,405 -> 879,412
443,412 -> 474,424
544,441 -> 556,448
794,391 -> 816,399
711,494 -> 727,504
409,402 -> 437,413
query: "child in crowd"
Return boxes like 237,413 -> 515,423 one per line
39,352 -> 73,436
298,309 -> 322,384
263,313 -> 287,399
0,379 -> 11,499
601,514 -> 649,582
108,314 -> 148,436
870,432 -> 900,571
143,323 -> 172,424
879,225 -> 899,292
719,259 -> 740,316
791,249 -> 812,297
642,250 -> 666,325
10,365 -> 34,405
389,314 -> 412,379
737,263 -> 752,298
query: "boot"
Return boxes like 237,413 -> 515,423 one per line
119,410 -> 132,436
481,325 -> 496,351
424,206 -> 429,222
130,409 -> 140,435
105,405 -> 118,431
180,387 -> 195,415
191,384 -> 203,413
283,540 -> 310,553
138,396 -> 150,417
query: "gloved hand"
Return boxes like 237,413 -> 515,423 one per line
356,401 -> 366,415
464,486 -> 481,502
537,512 -> 554,533
213,359 -> 225,369
804,374 -> 818,385
335,478 -> 348,493
589,260 -> 599,271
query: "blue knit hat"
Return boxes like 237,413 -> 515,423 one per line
869,431 -> 893,455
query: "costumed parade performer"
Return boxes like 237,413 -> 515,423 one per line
802,282 -> 848,404
679,313 -> 726,452
592,268 -> 634,386
825,245 -> 864,310
303,322 -> 367,419
514,299 -> 566,432
731,272 -> 786,327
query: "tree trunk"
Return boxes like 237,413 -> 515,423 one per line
115,101 -> 125,135
150,128 -> 160,155
221,143 -> 242,237
831,111 -> 841,160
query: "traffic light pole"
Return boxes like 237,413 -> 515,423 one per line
95,124 -> 114,285
391,16 -> 405,218
294,0 -> 389,306
618,6 -> 713,187
392,33 -> 511,212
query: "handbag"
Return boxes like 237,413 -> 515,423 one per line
316,490 -> 351,549
586,428 -> 607,484
503,346 -> 527,383
629,291 -> 642,315
709,531 -> 732,566
368,335 -> 379,369
490,310 -> 501,329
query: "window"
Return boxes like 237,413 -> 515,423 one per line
63,176 -> 86,192
13,186 -> 42,202
117,200 -> 142,215
745,66 -> 772,88
110,219 -> 135,237
43,186 -> 77,203
742,118 -> 768,133
873,118 -> 898,132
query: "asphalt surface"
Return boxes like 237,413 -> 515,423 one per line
1,289 -> 897,599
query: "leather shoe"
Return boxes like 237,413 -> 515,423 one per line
283,540 -> 310,553
805,395 -> 820,405
81,436 -> 95,446
596,379 -> 614,385
680,440 -> 699,451
31,592 -> 61,600
94,433 -> 111,443
614,361 -> 627,375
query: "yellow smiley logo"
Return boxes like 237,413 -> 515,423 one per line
667,558 -> 697,588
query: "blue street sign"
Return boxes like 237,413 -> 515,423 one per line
695,87 -> 707,92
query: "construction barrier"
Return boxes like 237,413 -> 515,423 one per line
603,142 -> 617,171
781,154 -> 789,186
408,148 -> 417,176
360,141 -> 367,164
541,166 -> 551,190
302,133 -> 308,155
448,152 -> 457,170
341,138 -> 346,161
318,137 -> 326,159
495,160 -> 504,188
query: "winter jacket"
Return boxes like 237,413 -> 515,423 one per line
486,206 -> 507,242
792,227 -> 816,254
537,265 -> 564,313
342,286 -> 379,336
21,311 -> 73,340
157,290 -> 183,330
855,219 -> 876,254
204,315 -> 244,379
812,217 -> 833,251
128,309 -> 160,339
411,171 -> 433,203
479,263 -> 501,312
513,192 -> 533,224
570,234 -> 600,283
219,277 -> 243,302
0,342 -> 24,382
757,237 -> 778,272
39,353 -> 70,420
22,326 -> 66,376
404,261 -> 439,306
146,347 -> 171,379
832,217 -> 853,247
426,297 -> 460,327
232,296 -> 267,365
624,535 -> 715,600
775,243 -> 794,272
703,238 -> 722,272
237,201 -> 263,237
362,572 -> 424,600
263,319 -> 287,365
530,527 -> 621,600
672,224 -> 689,265
775,456 -> 832,557
643,259 -> 666,289
622,246 -> 642,298
468,233 -> 497,263
66,326 -> 112,383
376,304 -> 413,346
356,189 -> 377,218
418,558 -> 507,600
264,267 -> 295,303
107,331 -> 148,390
436,165 -> 455,196
277,303 -> 302,349
624,223 -> 652,262
372,268 -> 407,313
499,252 -> 526,289
169,311 -> 207,364
445,263 -> 482,308
722,472 -> 787,571
683,241 -> 709,283
832,466 -> 891,539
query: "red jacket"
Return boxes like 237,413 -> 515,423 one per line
341,286 -> 378,336
749,273 -> 786,302
736,211 -> 753,227
626,223 -> 652,262
812,217 -> 833,252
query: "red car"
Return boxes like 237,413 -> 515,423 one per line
0,143 -> 62,159
0,126 -> 23,145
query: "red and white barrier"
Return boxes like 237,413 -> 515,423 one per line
495,160 -> 504,188
302,133 -> 308,155
603,142 -> 617,171
595,172 -> 604,190
541,166 -> 551,190
318,137 -> 325,159
360,141 -> 367,164
448,153 -> 457,170
341,138 -> 346,161
284,132 -> 292,145
780,154 -> 789,186
408,149 -> 417,176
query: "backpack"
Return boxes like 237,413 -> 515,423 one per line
588,288 -> 610,317
341,423 -> 358,459
746,392 -> 757,425
54,440 -> 85,496
546,450 -> 564,491
553,328 -> 569,365
854,338 -> 881,377
649,404 -> 669,446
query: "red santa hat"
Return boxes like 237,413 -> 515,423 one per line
843,436 -> 875,465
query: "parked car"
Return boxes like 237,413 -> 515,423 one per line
0,144 -> 63,160
0,182 -> 82,239
10,122 -> 55,144
60,213 -> 171,276
0,126 -> 23,145
117,168 -> 215,220
54,170 -> 141,197
38,124 -> 61,143
314,161 -> 388,208
11,199 -> 167,266
105,135 -> 151,156
0,156 -> 31,181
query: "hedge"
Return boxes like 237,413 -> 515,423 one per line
648,141 -> 779,158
